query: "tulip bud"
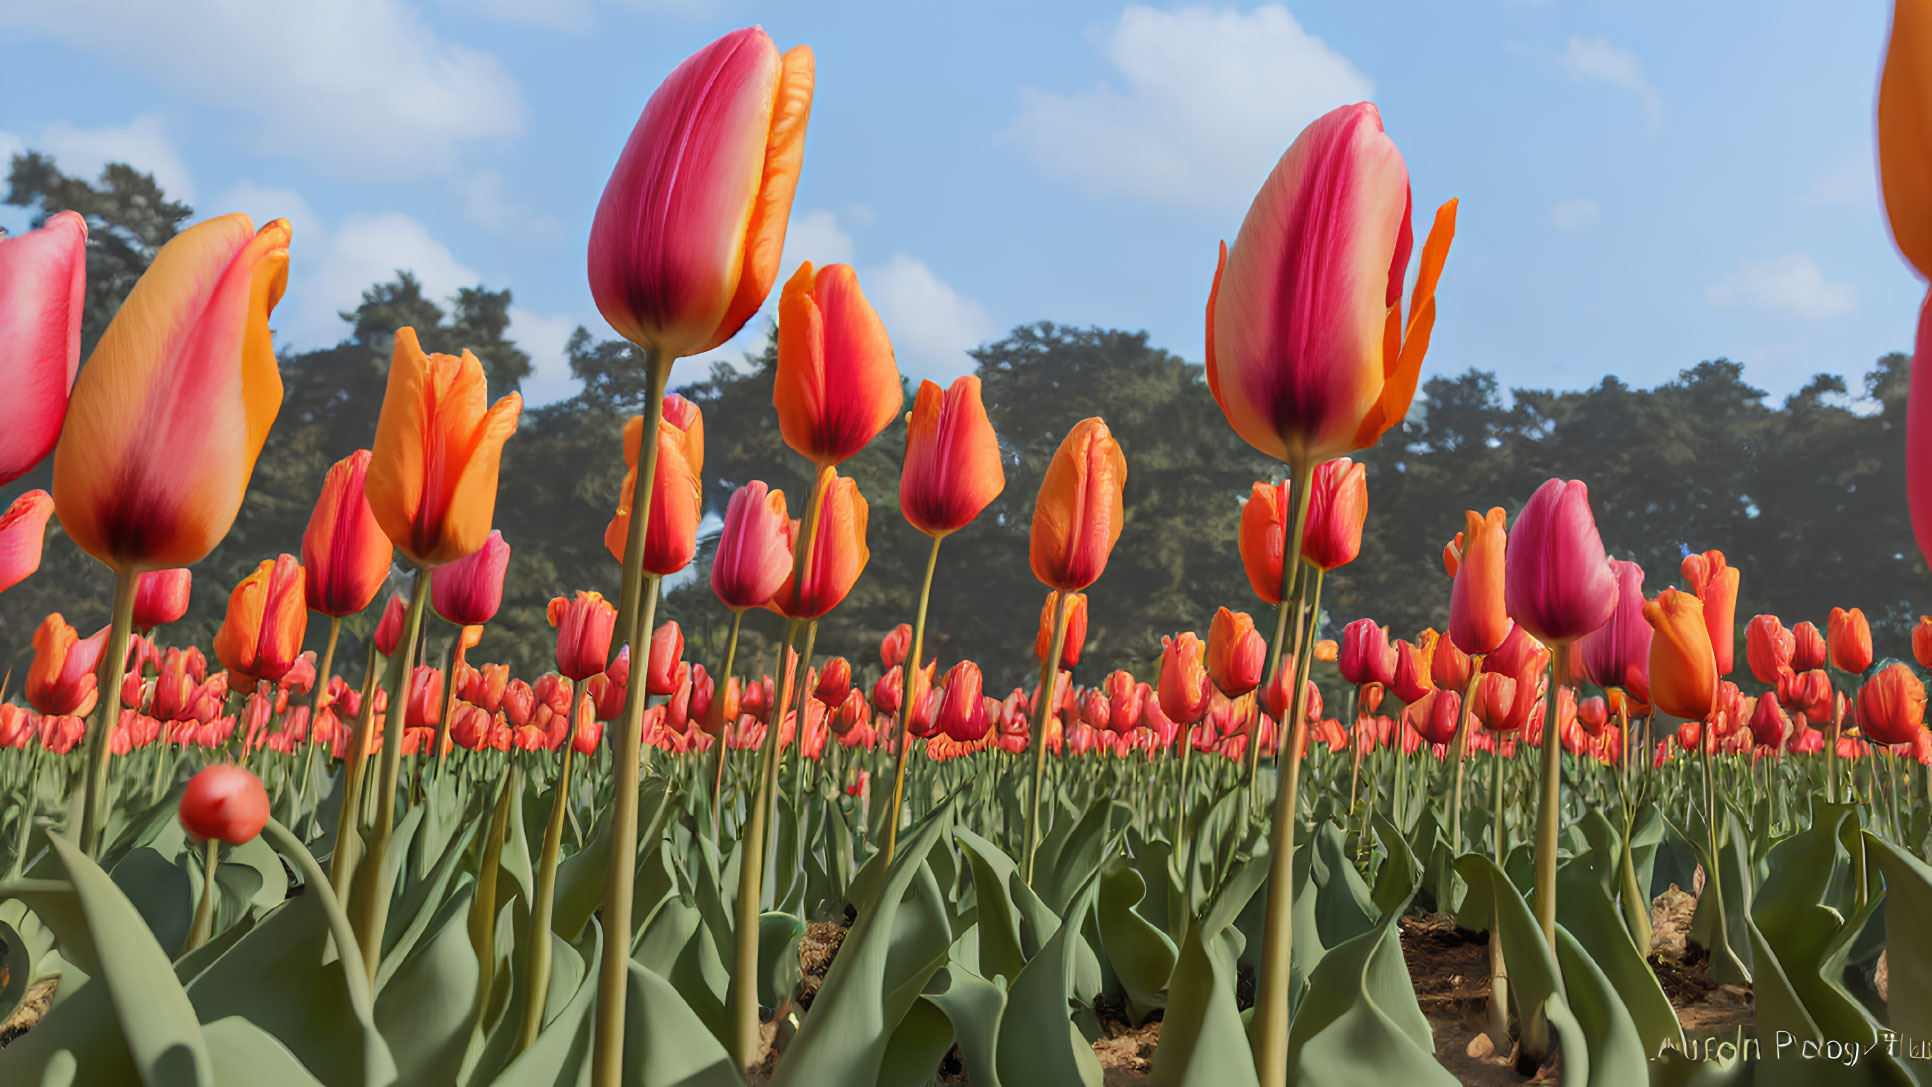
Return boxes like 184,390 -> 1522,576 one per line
1157,632 -> 1212,725
1745,614 -> 1796,687
179,765 -> 269,844
880,623 -> 912,670
647,621 -> 684,696
936,661 -> 989,742
1302,458 -> 1367,571
1207,607 -> 1266,698
1503,479 -> 1616,646
1857,662 -> 1927,746
1828,607 -> 1874,675
432,530 -> 510,626
1792,621 -> 1827,672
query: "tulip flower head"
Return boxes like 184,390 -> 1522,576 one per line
1449,507 -> 1510,655
588,27 -> 814,360
647,621 -> 685,696
1681,550 -> 1740,676
936,661 -> 989,742
767,472 -> 869,619
1030,418 -> 1127,593
1302,458 -> 1368,571
1208,607 -> 1268,698
213,555 -> 308,687
1393,632 -> 1436,703
27,614 -> 103,718
0,490 -> 55,597
880,623 -> 912,671
548,591 -> 618,682
1793,621 -> 1828,672
179,765 -> 269,844
1158,632 -> 1213,725
1643,588 -> 1717,721
775,262 -> 902,468
1857,662 -> 1927,746
1504,479 -> 1617,646
1238,479 -> 1293,605
365,327 -> 522,569
712,480 -> 793,611
0,210 -> 85,486
1746,614 -> 1797,687
901,376 -> 1005,538
1338,618 -> 1397,689
54,214 -> 291,572
1577,559 -> 1651,703
432,529 -> 510,627
605,398 -> 704,575
1205,102 -> 1457,468
1036,592 -> 1088,670
302,449 -> 394,618
1828,606 -> 1874,675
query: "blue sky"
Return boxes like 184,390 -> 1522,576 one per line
0,1 -> 1919,409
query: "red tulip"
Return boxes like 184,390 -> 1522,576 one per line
179,765 -> 269,844
1578,695 -> 1608,734
1431,630 -> 1474,695
1577,559 -> 1650,702
1916,616 -> 1932,671
1204,607 -> 1265,698
1749,692 -> 1791,749
431,529 -> 509,626
1302,458 -> 1367,571
605,396 -> 703,576
212,555 -> 308,687
129,566 -> 193,632
1408,688 -> 1462,746
1746,615 -> 1796,687
901,376 -> 1005,537
1828,607 -> 1874,674
936,661 -> 989,742
711,480 -> 792,611
1158,632 -> 1212,725
1393,632 -> 1436,704
1036,592 -> 1088,670
1205,102 -> 1456,467
588,26 -> 814,360
548,591 -> 617,682
814,656 -> 853,708
373,593 -> 407,656
0,490 -> 55,596
767,473 -> 869,619
1857,662 -> 1927,746
1338,618 -> 1397,689
775,262 -> 901,468
1792,621 -> 1827,673
1504,479 -> 1616,645
1102,672 -> 1145,735
880,623 -> 912,671
647,621 -> 684,696
27,614 -> 104,718
302,449 -> 394,618
0,210 -> 85,486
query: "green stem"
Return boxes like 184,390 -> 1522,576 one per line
1022,590 -> 1073,884
591,347 -> 671,1087
329,641 -> 382,900
469,763 -> 520,1032
519,683 -> 586,1051
183,837 -> 218,955
708,609 -> 745,843
885,534 -> 944,866
79,567 -> 139,857
730,616 -> 803,1069
348,565 -> 430,982
1447,657 -> 1487,856
1251,456 -> 1316,1087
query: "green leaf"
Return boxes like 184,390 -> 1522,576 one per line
1096,861 -> 1177,1024
109,846 -> 195,959
1551,927 -> 1650,1087
925,966 -> 1008,1087
995,873 -> 1104,1086
875,996 -> 956,1087
203,1016 -> 326,1087
620,961 -> 745,1087
1555,847 -> 1684,1056
758,911 -> 805,1011
373,888 -> 478,1087
1282,904 -> 1455,1086
1868,832 -> 1932,1045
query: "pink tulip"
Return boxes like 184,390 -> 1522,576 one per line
432,529 -> 509,625
0,490 -> 55,595
1504,479 -> 1617,645
0,211 -> 86,486
1576,559 -> 1651,703
711,481 -> 793,611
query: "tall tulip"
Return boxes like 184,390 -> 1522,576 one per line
935,661 -> 989,743
1450,508 -> 1511,656
604,397 -> 703,575
704,481 -> 793,839
1577,559 -> 1651,703
767,473 -> 868,620
0,210 -> 85,486
550,592 -> 618,682
1828,606 -> 1874,674
1645,589 -> 1717,721
50,213 -> 291,856
304,450 -> 393,618
1338,618 -> 1397,690
775,262 -> 901,468
1159,632 -> 1214,726
212,555 -> 308,689
1209,607 -> 1268,698
1681,550 -> 1740,676
1504,479 -> 1617,647
433,530 -> 511,627
0,490 -> 55,597
1302,458 -> 1368,571
1746,614 -> 1796,687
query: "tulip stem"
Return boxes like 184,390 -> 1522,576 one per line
1447,657 -> 1486,856
349,565 -> 430,982
434,629 -> 462,774
520,682 -> 585,1052
778,620 -> 818,833
592,346 -> 671,1087
184,837 -> 219,955
731,616 -> 802,1070
1022,590 -> 1073,884
1251,457 -> 1316,1087
885,534 -> 943,867
708,609 -> 745,842
469,763 -> 519,1034
329,642 -> 382,900
78,566 -> 139,858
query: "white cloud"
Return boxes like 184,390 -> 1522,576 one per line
1562,36 -> 1662,127
1008,4 -> 1372,209
779,208 -> 858,270
438,0 -> 594,30
37,114 -> 195,202
509,306 -> 582,405
863,254 -> 995,384
1548,197 -> 1600,232
213,180 -> 323,248
453,168 -> 565,243
1704,254 -> 1857,321
0,1 -> 526,179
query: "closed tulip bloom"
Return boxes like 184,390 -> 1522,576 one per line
1746,614 -> 1797,686
302,449 -> 394,617
775,262 -> 901,467
1857,662 -> 1927,746
1036,592 -> 1088,670
53,214 -> 290,571
431,529 -> 509,626
712,481 -> 793,611
1408,688 -> 1461,746
28,614 -> 104,717
588,27 -> 813,359
1158,632 -> 1213,725
1338,618 -> 1397,688
1449,507 -> 1510,655
373,593 -> 407,656
126,566 -> 191,632
405,666 -> 445,730
1030,418 -> 1127,592
1238,479 -> 1293,605
548,591 -> 617,681
605,398 -> 703,575
1828,606 -> 1874,674
1431,629 -> 1474,694
1917,616 -> 1932,670
1749,692 -> 1792,749
901,375 -> 1005,537
365,327 -> 522,568
1577,559 -> 1651,702
179,765 -> 269,844
1471,671 -> 1518,732
1884,0 -> 1932,278
1393,633 -> 1435,703
1302,458 -> 1368,571
1578,695 -> 1608,734
1644,589 -> 1717,721
0,211 -> 85,486
212,555 -> 307,686
702,675 -> 742,737
1681,550 -> 1740,676
0,490 -> 55,596
936,661 -> 989,742
1504,479 -> 1616,645
768,473 -> 869,619
880,623 -> 912,670
1103,673 -> 1145,734
647,621 -> 684,696
1205,103 -> 1456,467
814,656 -> 852,708
1208,607 -> 1268,697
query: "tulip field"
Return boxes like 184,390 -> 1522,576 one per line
13,13 -> 1932,1087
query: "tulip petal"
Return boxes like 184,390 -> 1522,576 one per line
1353,197 -> 1456,450
0,490 -> 54,594
717,44 -> 815,346
1882,0 -> 1932,278
1911,289 -> 1932,569
0,211 -> 86,486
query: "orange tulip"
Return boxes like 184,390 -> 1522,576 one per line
52,214 -> 291,571
901,376 -> 1005,537
213,554 -> 309,687
1448,508 -> 1509,655
1828,606 -> 1874,674
767,472 -> 869,619
1036,591 -> 1088,670
302,449 -> 394,617
775,262 -> 902,468
1208,607 -> 1267,698
1881,0 -> 1932,278
0,490 -> 55,596
587,27 -> 813,360
1158,631 -> 1213,725
1030,418 -> 1127,592
365,326 -> 523,568
1681,550 -> 1739,676
1302,458 -> 1367,571
605,395 -> 703,575
1857,661 -> 1927,746
1916,616 -> 1932,670
27,614 -> 104,718
1205,103 -> 1456,467
1643,589 -> 1717,721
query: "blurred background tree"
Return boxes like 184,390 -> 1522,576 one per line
4,151 -> 1923,698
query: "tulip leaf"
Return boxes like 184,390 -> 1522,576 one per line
1283,896 -> 1454,1087
1151,853 -> 1266,1087
1551,926 -> 1650,1087
758,911 -> 805,1011
925,965 -> 1008,1087
1555,847 -> 1684,1056
995,871 -> 1104,1087
203,1015 -> 325,1087
109,845 -> 194,960
478,922 -> 600,1087
373,888 -> 477,1087
1096,860 -> 1177,1024
876,995 -> 956,1087
618,960 -> 744,1087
